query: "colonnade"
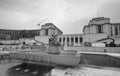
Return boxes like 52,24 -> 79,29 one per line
58,34 -> 83,46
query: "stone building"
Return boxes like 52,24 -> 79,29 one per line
35,23 -> 63,44
40,23 -> 63,36
83,17 -> 120,45
0,29 -> 40,40
36,23 -> 83,46
58,34 -> 83,46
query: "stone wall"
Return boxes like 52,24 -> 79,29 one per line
65,46 -> 120,53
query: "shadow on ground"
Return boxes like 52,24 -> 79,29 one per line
7,63 -> 54,76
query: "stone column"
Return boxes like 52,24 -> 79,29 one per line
65,36 -> 67,45
73,35 -> 75,46
69,35 -> 71,45
61,36 -> 63,45
78,35 -> 80,45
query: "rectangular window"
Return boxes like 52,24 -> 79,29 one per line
67,38 -> 69,42
80,37 -> 83,42
98,25 -> 103,33
75,37 -> 78,43
71,38 -> 74,42
59,38 -> 61,42
115,25 -> 118,35
63,38 -> 65,42
46,29 -> 48,35
110,26 -> 113,36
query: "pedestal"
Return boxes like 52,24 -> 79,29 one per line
47,46 -> 60,54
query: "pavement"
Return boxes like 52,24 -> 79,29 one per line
51,65 -> 120,76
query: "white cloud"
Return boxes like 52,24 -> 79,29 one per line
15,12 -> 29,22
0,0 -> 119,33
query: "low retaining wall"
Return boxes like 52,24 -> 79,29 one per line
0,45 -> 20,51
65,46 -> 120,53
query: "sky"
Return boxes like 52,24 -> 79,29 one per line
0,0 -> 120,34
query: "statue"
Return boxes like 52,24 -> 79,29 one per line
47,35 -> 61,54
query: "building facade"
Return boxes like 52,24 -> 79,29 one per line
3,17 -> 120,46
58,34 -> 83,46
35,23 -> 63,44
83,17 -> 120,44
40,23 -> 63,36
36,23 -> 83,46
0,29 -> 40,40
